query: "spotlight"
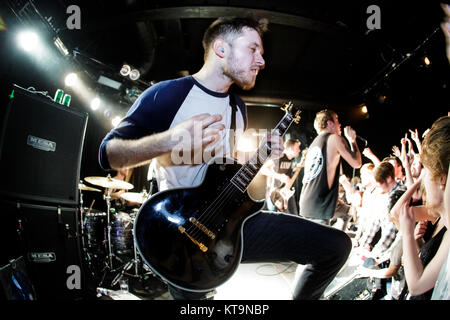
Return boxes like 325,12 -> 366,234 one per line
236,136 -> 257,153
378,95 -> 387,103
17,31 -> 39,52
90,97 -> 101,110
361,105 -> 368,114
424,56 -> 431,66
112,116 -> 122,127
98,75 -> 122,90
54,37 -> 69,56
65,73 -> 78,87
129,69 -> 140,81
120,64 -> 131,76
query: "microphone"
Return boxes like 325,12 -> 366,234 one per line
356,135 -> 368,146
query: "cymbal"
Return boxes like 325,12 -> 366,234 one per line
78,183 -> 101,192
84,176 -> 134,190
120,192 -> 149,204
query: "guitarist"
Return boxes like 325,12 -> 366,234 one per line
261,138 -> 302,214
98,16 -> 351,300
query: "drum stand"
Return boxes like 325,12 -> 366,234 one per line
110,222 -> 152,288
103,188 -> 114,269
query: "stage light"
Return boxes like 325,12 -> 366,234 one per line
120,64 -> 131,76
90,97 -> 101,110
236,135 -> 257,153
378,95 -> 387,103
112,116 -> 122,127
129,69 -> 140,81
361,105 -> 368,113
65,73 -> 78,87
54,36 -> 69,56
424,56 -> 431,66
98,75 -> 122,90
17,31 -> 39,52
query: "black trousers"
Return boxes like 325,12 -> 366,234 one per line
169,210 -> 352,300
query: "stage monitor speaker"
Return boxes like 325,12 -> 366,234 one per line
0,85 -> 88,206
324,275 -> 376,300
0,199 -> 86,300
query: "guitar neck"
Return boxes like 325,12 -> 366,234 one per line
230,111 -> 297,193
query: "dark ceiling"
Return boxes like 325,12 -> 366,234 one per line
3,1 -> 448,104
0,0 -> 449,160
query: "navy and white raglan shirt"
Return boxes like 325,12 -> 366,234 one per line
98,76 -> 247,191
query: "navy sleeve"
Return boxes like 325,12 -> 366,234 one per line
233,94 -> 248,130
98,77 -> 195,170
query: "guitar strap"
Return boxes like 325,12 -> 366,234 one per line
228,93 -> 238,156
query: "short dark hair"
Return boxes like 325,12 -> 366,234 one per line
202,16 -> 268,59
383,156 -> 405,176
374,161 -> 395,184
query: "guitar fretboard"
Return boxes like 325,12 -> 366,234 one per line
230,111 -> 296,193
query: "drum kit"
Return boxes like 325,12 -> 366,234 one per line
78,174 -> 151,289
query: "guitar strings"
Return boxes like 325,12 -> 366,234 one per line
185,113 -> 296,241
187,151 -> 268,239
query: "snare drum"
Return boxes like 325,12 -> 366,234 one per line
111,212 -> 134,255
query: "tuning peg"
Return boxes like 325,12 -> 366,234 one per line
280,101 -> 293,112
294,110 -> 301,124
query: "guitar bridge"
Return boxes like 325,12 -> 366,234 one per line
189,217 -> 216,239
178,226 -> 208,252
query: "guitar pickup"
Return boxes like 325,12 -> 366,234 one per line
189,217 -> 216,240
178,226 -> 208,252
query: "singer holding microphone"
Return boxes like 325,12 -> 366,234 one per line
299,109 -> 362,225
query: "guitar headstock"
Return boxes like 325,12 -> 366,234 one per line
280,101 -> 301,124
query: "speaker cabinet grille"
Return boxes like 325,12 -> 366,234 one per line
0,85 -> 88,205
0,199 -> 85,300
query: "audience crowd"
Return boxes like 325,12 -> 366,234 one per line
327,116 -> 449,300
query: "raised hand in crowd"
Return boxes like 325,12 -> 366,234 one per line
392,145 -> 401,159
362,147 -> 381,166
409,128 -> 422,154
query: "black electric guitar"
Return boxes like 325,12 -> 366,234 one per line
134,102 -> 301,292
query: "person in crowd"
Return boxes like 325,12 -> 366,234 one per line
353,163 -> 380,243
356,235 -> 405,300
329,181 -> 353,231
383,156 -> 406,185
403,214 -> 447,299
391,115 -> 449,299
98,16 -> 351,300
431,3 -> 450,299
299,109 -> 362,225
356,162 -> 406,260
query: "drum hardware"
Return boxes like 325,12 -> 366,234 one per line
78,183 -> 101,192
84,175 -> 134,191
84,174 -> 134,270
120,191 -> 149,205
81,175 -> 155,291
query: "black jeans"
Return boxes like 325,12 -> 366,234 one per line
168,210 -> 352,300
